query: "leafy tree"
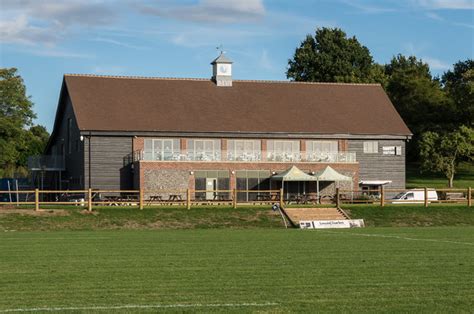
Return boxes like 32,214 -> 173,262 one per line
0,68 -> 49,177
287,27 -> 386,84
385,55 -> 453,160
419,126 -> 474,187
442,59 -> 474,127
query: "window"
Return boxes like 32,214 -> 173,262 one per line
235,170 -> 271,202
227,140 -> 261,161
382,146 -> 402,156
363,141 -> 378,154
144,138 -> 180,160
194,170 -> 230,200
267,140 -> 300,161
306,141 -> 338,161
187,139 -> 221,161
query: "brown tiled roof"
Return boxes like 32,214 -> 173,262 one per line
64,74 -> 411,136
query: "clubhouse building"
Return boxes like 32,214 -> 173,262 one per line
36,53 -> 412,201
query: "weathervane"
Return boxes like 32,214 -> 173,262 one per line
216,44 -> 225,55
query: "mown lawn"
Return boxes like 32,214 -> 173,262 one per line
406,162 -> 474,189
345,204 -> 474,227
0,205 -> 283,232
0,227 -> 473,312
1,204 -> 473,231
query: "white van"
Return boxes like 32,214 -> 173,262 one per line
391,189 -> 438,204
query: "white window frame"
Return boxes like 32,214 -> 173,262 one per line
144,138 -> 180,161
363,141 -> 378,154
306,140 -> 338,154
382,146 -> 402,156
188,139 -> 221,161
227,139 -> 261,161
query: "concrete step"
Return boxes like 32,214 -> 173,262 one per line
284,208 -> 348,224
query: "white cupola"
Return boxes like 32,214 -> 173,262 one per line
211,52 -> 233,87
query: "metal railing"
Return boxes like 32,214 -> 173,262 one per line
28,155 -> 65,170
135,150 -> 356,163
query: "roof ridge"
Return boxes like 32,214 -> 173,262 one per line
64,73 -> 381,86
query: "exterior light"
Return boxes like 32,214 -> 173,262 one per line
190,171 -> 194,175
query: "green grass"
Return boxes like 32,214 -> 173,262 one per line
345,204 -> 474,227
2,204 -> 473,232
406,161 -> 474,189
0,228 -> 473,312
0,206 -> 283,232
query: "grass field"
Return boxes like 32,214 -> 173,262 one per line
406,162 -> 474,189
1,227 -> 473,312
1,204 -> 473,231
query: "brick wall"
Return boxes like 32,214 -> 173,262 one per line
135,161 -> 359,192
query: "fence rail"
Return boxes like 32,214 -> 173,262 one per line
0,186 -> 471,211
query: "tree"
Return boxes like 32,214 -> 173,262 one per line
0,68 -> 49,177
419,126 -> 474,187
286,27 -> 386,84
385,55 -> 453,160
442,59 -> 474,127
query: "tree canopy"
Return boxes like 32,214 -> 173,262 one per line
286,28 -> 385,84
0,68 -> 49,177
419,126 -> 474,187
442,59 -> 474,127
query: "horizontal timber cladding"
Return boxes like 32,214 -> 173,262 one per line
84,136 -> 133,190
348,139 -> 406,189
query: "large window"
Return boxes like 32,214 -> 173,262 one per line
227,139 -> 261,161
236,170 -> 271,201
306,140 -> 338,162
267,140 -> 300,161
363,141 -> 378,154
144,138 -> 180,161
187,139 -> 221,161
194,170 -> 229,200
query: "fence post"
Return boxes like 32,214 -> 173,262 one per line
88,188 -> 92,211
468,187 -> 472,207
335,187 -> 340,208
279,188 -> 284,208
424,187 -> 428,208
139,188 -> 144,210
380,186 -> 385,207
187,189 -> 191,210
34,188 -> 39,211
233,189 -> 237,209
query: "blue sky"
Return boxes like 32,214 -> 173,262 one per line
0,0 -> 473,131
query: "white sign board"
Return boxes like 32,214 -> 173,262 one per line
299,219 -> 365,229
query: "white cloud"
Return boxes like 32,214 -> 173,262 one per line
415,0 -> 474,10
422,57 -> 451,70
341,1 -> 397,14
259,49 -> 274,71
0,0 -> 118,46
138,0 -> 265,24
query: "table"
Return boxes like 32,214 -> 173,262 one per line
147,195 -> 163,205
169,194 -> 182,201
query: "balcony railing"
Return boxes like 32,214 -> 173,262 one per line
135,150 -> 356,163
28,155 -> 65,171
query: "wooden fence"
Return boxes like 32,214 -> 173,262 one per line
0,186 -> 471,211
0,188 -> 285,211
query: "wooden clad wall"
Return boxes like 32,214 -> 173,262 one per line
84,136 -> 134,190
348,139 -> 406,189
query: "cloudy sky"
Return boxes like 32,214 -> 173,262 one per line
0,0 -> 473,130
